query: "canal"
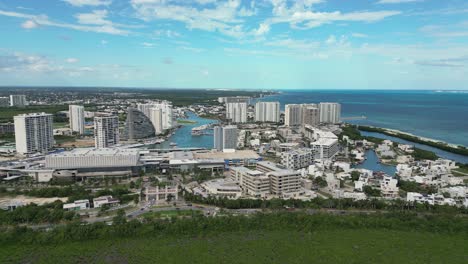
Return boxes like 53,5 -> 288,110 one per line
354,149 -> 397,176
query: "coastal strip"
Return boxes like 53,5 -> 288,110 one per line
357,125 -> 468,157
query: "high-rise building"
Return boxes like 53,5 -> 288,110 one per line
302,104 -> 320,126
214,125 -> 238,152
137,101 -> 173,132
319,102 -> 341,124
0,97 -> 9,107
284,104 -> 302,126
122,107 -> 155,140
69,105 -> 85,134
94,116 -> 119,148
9,95 -> 28,107
226,102 -> 247,123
14,113 -> 54,154
255,101 -> 280,123
219,96 -> 250,104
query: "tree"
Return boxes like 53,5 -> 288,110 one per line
113,209 -> 127,225
351,171 -> 360,182
363,186 -> 381,197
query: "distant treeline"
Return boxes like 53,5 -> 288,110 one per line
358,125 -> 468,157
184,193 -> 468,215
0,211 -> 467,245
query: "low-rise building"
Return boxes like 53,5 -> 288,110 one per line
380,176 -> 399,198
311,138 -> 339,160
145,184 -> 179,202
201,179 -> 242,199
63,199 -> 90,211
93,196 -> 120,208
281,148 -> 314,170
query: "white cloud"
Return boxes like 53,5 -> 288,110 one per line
141,42 -> 155,47
0,9 -> 130,35
21,20 -> 38,29
63,0 -> 112,7
66,58 -> 79,63
254,23 -> 270,36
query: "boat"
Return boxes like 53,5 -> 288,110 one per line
170,142 -> 177,146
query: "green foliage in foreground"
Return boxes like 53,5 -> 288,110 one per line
1,229 -> 467,264
0,212 -> 467,263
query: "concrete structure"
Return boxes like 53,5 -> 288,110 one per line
226,102 -> 247,123
281,148 -> 315,170
14,113 -> 54,155
0,97 -> 9,107
46,148 -> 140,169
311,138 -> 339,159
213,125 -> 238,152
93,196 -> 120,208
219,96 -> 250,104
122,107 -> 155,140
9,95 -> 28,107
63,199 -> 90,211
268,169 -> 301,196
302,105 -> 320,126
69,105 -> 85,134
230,167 -> 270,198
255,101 -> 280,123
137,102 -> 173,131
145,184 -> 178,202
201,179 -> 242,199
319,102 -> 341,124
94,116 -> 119,148
380,176 -> 399,198
0,123 -> 14,134
284,104 -> 302,126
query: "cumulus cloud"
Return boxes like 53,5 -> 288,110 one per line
66,58 -> 79,63
21,20 -> 38,29
63,0 -> 112,7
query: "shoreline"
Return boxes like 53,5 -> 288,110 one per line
356,125 -> 468,158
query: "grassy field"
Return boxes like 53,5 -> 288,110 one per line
177,119 -> 198,124
0,229 -> 466,264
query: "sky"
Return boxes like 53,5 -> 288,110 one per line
1,0 -> 468,90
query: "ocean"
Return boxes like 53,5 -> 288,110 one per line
259,90 -> 468,147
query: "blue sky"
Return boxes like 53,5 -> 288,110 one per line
1,0 -> 468,90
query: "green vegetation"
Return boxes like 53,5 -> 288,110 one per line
340,125 -> 384,144
141,210 -> 201,220
0,105 -> 69,123
412,148 -> 438,161
397,179 -> 438,194
184,193 -> 468,215
312,176 -> 327,188
177,119 -> 197,124
0,201 -> 76,225
363,186 -> 381,197
54,135 -> 76,145
199,113 -> 221,120
358,125 -> 468,157
0,212 -> 467,263
0,133 -> 15,142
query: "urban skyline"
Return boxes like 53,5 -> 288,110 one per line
1,0 -> 468,89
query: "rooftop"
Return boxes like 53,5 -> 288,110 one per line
194,150 -> 259,160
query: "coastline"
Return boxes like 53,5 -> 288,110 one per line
357,125 -> 468,158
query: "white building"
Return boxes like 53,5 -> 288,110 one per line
214,125 -> 238,152
93,196 -> 120,208
69,105 -> 85,134
380,176 -> 399,198
46,148 -> 140,169
302,104 -> 320,126
284,104 -> 302,126
226,102 -> 247,123
137,102 -> 173,131
94,116 -> 119,148
9,95 -> 28,107
201,179 -> 242,199
311,138 -> 339,160
230,167 -> 270,198
14,113 -> 54,155
63,199 -> 90,211
255,101 -> 280,123
0,97 -> 9,107
281,148 -> 315,170
319,102 -> 341,124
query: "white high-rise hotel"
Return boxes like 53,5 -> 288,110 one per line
226,102 -> 247,123
94,116 -> 119,148
214,125 -> 238,152
69,105 -> 85,134
14,113 -> 54,155
255,101 -> 280,123
284,104 -> 303,126
10,95 -> 28,107
137,102 -> 173,134
319,103 -> 341,124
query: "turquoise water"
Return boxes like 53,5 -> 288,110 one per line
260,90 -> 468,147
354,149 -> 396,176
153,112 -> 218,149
